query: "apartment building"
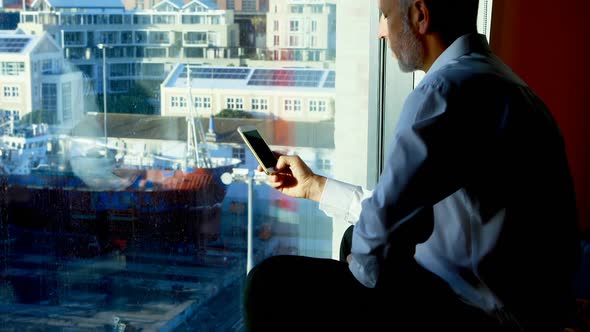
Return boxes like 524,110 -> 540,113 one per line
266,0 -> 336,62
17,0 -> 240,94
0,30 -> 83,126
160,64 -> 335,122
125,0 -> 268,12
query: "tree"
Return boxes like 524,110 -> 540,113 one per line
216,109 -> 253,118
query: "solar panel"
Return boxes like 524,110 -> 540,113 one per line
0,38 -> 31,53
247,69 -> 325,87
181,66 -> 251,80
323,71 -> 335,88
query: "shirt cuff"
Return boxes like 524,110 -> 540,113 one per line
349,256 -> 378,288
319,178 -> 361,224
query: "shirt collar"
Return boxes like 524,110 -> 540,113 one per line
427,33 -> 491,74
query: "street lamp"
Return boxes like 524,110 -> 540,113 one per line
221,168 -> 268,275
97,43 -> 110,148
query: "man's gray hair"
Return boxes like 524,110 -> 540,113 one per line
398,0 -> 479,45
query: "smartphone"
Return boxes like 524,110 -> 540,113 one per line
237,125 -> 278,174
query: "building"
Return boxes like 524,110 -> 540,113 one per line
266,0 -> 336,62
17,0 -> 240,95
0,30 -> 83,126
160,64 -> 335,122
124,0 -> 268,13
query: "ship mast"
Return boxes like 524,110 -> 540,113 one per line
185,64 -> 212,168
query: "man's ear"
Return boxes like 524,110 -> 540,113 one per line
411,0 -> 430,35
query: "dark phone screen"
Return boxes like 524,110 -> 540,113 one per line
242,129 -> 277,168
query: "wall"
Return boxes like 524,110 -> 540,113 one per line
490,0 -> 590,235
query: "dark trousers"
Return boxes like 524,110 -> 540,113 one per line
243,225 -> 507,332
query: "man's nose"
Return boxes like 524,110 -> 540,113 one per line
378,14 -> 388,39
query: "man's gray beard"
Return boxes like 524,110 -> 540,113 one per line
397,22 -> 424,73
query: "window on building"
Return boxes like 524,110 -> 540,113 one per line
311,5 -> 323,13
273,20 -> 279,32
3,86 -> 19,98
171,96 -> 180,108
62,82 -> 72,120
284,99 -> 301,112
289,20 -> 300,32
290,5 -> 304,14
0,110 -> 19,122
0,62 -> 25,76
252,98 -> 268,111
311,20 -> 318,33
289,35 -> 300,47
151,31 -> 170,44
194,96 -> 212,110
184,32 -> 207,44
310,36 -> 317,48
316,158 -> 331,171
42,60 -> 53,74
226,97 -> 244,110
232,147 -> 245,164
273,35 -> 280,46
310,100 -> 327,112
41,83 -> 57,112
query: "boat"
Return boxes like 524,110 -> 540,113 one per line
0,73 -> 241,255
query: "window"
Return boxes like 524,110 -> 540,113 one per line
291,5 -> 304,14
311,20 -> 318,33
0,1 -> 494,330
179,96 -> 187,108
252,98 -> 268,111
194,96 -> 211,110
284,99 -> 301,112
316,158 -> 331,171
226,97 -> 244,110
0,109 -> 19,122
171,96 -> 180,108
151,31 -> 170,44
0,62 -> 25,76
311,5 -> 323,13
289,35 -> 300,47
184,32 -> 207,44
310,36 -> 317,48
3,86 -> 19,98
42,59 -> 53,74
232,147 -> 245,164
62,82 -> 72,120
310,100 -> 327,112
42,83 -> 57,112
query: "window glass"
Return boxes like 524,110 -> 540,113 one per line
0,0 -> 500,329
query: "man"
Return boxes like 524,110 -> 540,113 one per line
244,0 -> 580,331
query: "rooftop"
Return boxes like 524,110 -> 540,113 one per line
30,0 -> 125,9
164,64 -> 336,92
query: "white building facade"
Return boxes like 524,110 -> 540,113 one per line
160,64 -> 335,122
266,0 -> 335,62
0,31 -> 84,126
18,0 -> 240,94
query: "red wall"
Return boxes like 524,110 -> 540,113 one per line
490,0 -> 590,235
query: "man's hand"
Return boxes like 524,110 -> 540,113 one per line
258,154 -> 327,202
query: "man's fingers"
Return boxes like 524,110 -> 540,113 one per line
276,155 -> 298,171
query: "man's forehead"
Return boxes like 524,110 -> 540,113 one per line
378,0 -> 396,12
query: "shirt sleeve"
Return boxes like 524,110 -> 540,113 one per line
349,78 -> 479,288
319,178 -> 373,224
